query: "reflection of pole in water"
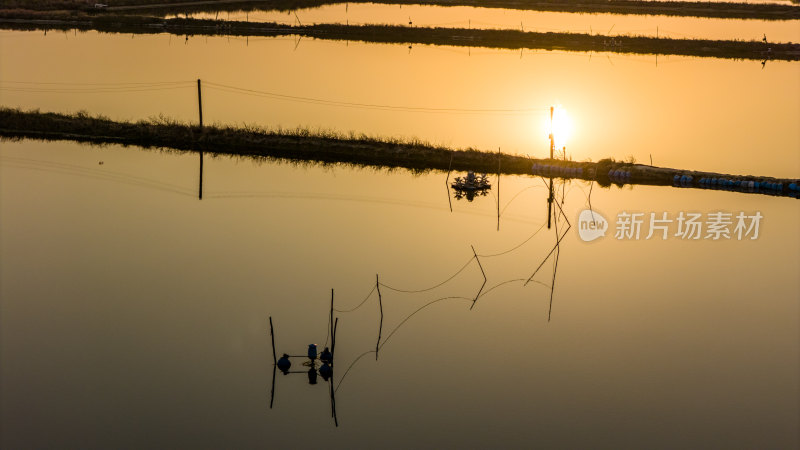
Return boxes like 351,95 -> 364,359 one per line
269,316 -> 277,408
445,151 -> 453,212
497,148 -> 501,231
329,372 -> 338,426
268,312 -> 339,425
198,151 -> 203,200
270,364 -> 276,409
547,176 -> 553,229
197,79 -> 204,200
469,245 -> 486,310
269,317 -> 277,364
549,197 -> 562,322
376,274 -> 383,360
331,318 -> 338,362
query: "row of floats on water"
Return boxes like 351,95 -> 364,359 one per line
531,163 -> 632,182
531,162 -> 799,197
531,163 -> 584,177
673,174 -> 800,194
532,163 -> 633,182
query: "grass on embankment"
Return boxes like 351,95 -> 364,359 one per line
2,108 -> 798,195
0,107 -> 532,175
3,0 -> 799,20
1,13 -> 797,61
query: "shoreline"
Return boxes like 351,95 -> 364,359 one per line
1,15 -> 797,61
1,108 -> 798,198
5,0 -> 800,20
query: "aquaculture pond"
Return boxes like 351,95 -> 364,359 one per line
169,2 -> 800,43
1,6 -> 799,447
1,138 -> 797,448
1,30 -> 799,179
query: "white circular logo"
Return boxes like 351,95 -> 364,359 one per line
577,209 -> 608,242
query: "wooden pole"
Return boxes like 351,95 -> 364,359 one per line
470,245 -> 487,310
376,274 -> 383,359
549,106 -> 554,160
197,79 -> 203,128
269,316 -> 277,365
331,317 -> 338,364
497,147 -> 501,231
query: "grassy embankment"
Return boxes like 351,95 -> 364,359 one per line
0,12 -> 796,61
3,0 -> 799,20
2,108 -> 798,194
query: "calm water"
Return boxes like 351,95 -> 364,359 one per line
1,8 -> 799,448
1,30 -> 799,179
172,3 -> 800,43
1,139 -> 797,448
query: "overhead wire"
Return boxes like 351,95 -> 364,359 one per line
202,80 -> 546,115
0,80 -> 194,94
2,78 -> 548,116
0,80 -> 191,86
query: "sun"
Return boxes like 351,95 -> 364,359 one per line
541,105 -> 573,156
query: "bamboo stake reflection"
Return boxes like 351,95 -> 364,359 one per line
470,245 -> 486,310
376,274 -> 383,360
198,151 -> 203,200
269,314 -> 340,426
524,176 -> 571,321
270,177 -> 570,423
445,151 -> 453,212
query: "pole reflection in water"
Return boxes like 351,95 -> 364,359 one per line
269,315 -> 340,426
268,175 -> 572,426
525,175 -> 571,321
198,151 -> 203,200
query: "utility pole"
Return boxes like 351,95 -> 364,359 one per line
549,106 -> 554,160
197,79 -> 204,199
197,78 -> 203,128
497,147 -> 501,231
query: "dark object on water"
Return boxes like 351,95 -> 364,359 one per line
308,344 -> 318,361
452,171 -> 491,201
277,353 -> 291,373
319,362 -> 333,381
320,347 -> 333,364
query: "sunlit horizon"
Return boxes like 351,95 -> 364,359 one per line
541,104 -> 574,158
